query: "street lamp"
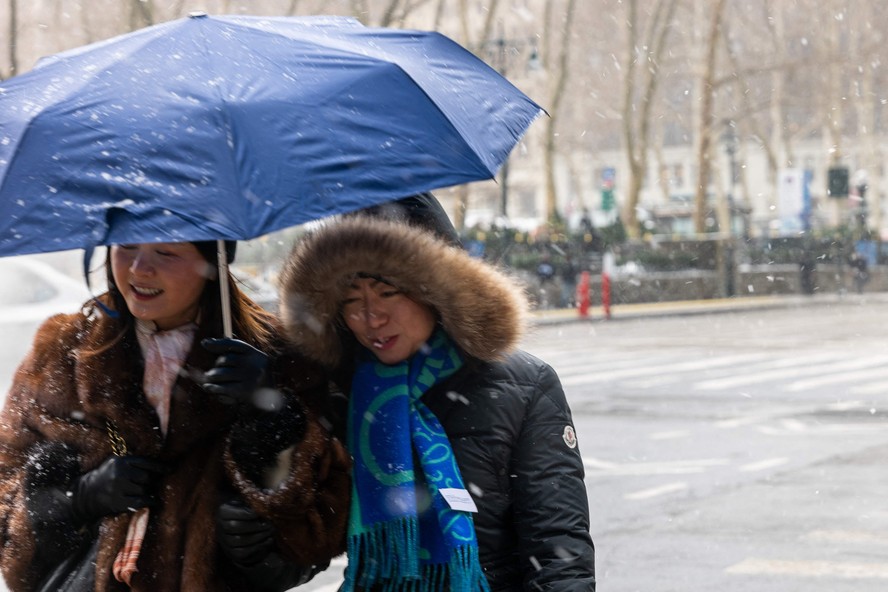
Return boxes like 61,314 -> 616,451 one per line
476,33 -> 540,220
721,122 -> 739,210
719,121 -> 740,297
853,170 -> 869,240
721,121 -> 751,239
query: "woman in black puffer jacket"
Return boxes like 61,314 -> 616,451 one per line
279,194 -> 595,591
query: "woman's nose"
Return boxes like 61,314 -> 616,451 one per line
130,251 -> 153,274
364,304 -> 387,327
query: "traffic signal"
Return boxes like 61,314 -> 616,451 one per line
601,188 -> 615,211
827,166 -> 849,198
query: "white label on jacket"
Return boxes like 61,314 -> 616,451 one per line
440,488 -> 478,513
563,425 -> 578,449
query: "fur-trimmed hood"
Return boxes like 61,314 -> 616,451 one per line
279,217 -> 528,368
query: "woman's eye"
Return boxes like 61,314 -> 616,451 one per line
381,290 -> 400,298
341,299 -> 361,312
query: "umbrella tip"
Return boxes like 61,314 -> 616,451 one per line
188,11 -> 208,18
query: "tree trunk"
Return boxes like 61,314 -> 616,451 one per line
543,0 -> 577,223
620,0 -> 677,239
620,0 -> 640,237
452,184 -> 469,231
6,0 -> 17,78
692,0 -> 726,234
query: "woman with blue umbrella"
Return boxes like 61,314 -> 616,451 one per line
0,239 -> 350,591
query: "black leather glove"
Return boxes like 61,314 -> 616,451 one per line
201,338 -> 271,406
217,499 -> 322,590
216,500 -> 275,566
71,455 -> 168,524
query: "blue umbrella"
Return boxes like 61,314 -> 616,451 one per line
0,13 -> 542,258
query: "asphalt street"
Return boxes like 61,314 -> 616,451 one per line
524,295 -> 888,592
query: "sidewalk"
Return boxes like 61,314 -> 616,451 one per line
529,291 -> 886,325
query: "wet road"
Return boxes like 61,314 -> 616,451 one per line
525,297 -> 888,592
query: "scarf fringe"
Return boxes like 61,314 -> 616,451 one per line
448,545 -> 490,592
343,537 -> 490,592
344,517 -> 419,588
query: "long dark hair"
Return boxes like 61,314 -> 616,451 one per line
85,246 -> 279,355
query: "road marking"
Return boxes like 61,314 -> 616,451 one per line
804,530 -> 888,544
739,457 -> 788,472
624,481 -> 687,500
785,366 -> 888,392
560,352 -> 771,387
757,423 -> 883,436
726,558 -> 888,579
694,353 -> 880,391
780,418 -> 807,431
715,405 -> 804,428
553,351 -> 670,372
621,352 -> 775,388
584,457 -> 729,475
851,381 -> 888,395
827,400 -> 866,411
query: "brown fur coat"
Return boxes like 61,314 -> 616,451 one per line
0,306 -> 350,591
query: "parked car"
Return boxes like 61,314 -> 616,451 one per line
0,256 -> 90,397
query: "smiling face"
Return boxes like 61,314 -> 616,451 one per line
110,242 -> 211,330
341,276 -> 437,365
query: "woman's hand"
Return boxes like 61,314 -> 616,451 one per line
216,498 -> 322,589
201,338 -> 270,406
216,499 -> 275,566
71,455 -> 168,524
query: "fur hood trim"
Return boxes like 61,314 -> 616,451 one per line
279,217 -> 528,368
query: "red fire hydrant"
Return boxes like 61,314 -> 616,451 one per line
601,271 -> 612,320
576,271 -> 591,318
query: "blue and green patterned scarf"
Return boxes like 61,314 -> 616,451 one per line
342,329 -> 490,592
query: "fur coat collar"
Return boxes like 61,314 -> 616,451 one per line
279,216 -> 528,368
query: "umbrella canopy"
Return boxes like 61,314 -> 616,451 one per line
0,13 -> 542,257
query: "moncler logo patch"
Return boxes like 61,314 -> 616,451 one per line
562,425 -> 577,449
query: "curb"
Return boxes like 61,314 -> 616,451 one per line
528,292 -> 888,325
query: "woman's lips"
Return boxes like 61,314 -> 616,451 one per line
131,285 -> 162,299
372,335 -> 398,350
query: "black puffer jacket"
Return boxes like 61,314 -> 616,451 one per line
279,211 -> 595,591
423,352 -> 594,589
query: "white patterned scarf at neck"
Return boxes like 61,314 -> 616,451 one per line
113,318 -> 198,586
134,318 -> 198,436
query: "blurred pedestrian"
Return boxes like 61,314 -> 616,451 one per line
799,245 -> 816,295
279,194 -> 595,591
850,251 -> 869,294
0,240 -> 350,591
